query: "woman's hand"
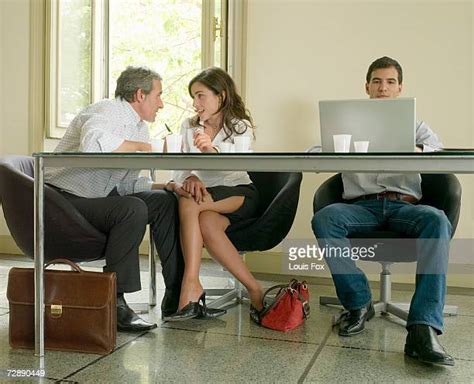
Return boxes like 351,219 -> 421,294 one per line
182,175 -> 209,203
163,181 -> 192,198
193,132 -> 216,153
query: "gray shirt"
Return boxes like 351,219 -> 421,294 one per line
342,121 -> 443,200
45,98 -> 153,198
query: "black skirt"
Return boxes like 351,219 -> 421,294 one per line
206,183 -> 259,224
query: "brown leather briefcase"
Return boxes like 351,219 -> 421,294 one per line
7,259 -> 116,355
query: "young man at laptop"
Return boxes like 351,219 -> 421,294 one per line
312,56 -> 454,366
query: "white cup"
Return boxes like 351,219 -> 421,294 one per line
150,138 -> 164,152
333,134 -> 352,153
234,136 -> 251,152
219,142 -> 233,153
354,141 -> 370,153
166,134 -> 183,153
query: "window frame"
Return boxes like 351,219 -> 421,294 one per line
30,0 -> 246,146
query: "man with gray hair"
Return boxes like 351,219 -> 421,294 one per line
46,66 -> 189,332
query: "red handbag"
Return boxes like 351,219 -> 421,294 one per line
260,279 -> 310,332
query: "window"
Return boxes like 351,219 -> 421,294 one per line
46,0 -> 228,138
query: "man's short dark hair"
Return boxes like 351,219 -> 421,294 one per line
115,66 -> 162,102
366,56 -> 403,84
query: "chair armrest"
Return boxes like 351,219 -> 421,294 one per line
313,174 -> 344,213
419,174 -> 462,230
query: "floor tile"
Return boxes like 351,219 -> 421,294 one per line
0,314 -> 140,381
67,328 -> 318,383
303,345 -> 474,383
324,310 -> 474,360
384,288 -> 474,317
0,253 -> 473,383
159,283 -> 338,345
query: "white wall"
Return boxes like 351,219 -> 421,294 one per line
0,0 -> 472,286
0,0 -> 29,157
0,0 -> 4,154
245,0 -> 474,244
0,0 -> 30,240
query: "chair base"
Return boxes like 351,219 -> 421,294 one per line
320,295 -> 458,322
203,252 -> 251,309
130,228 -> 158,314
320,263 -> 458,323
205,279 -> 249,309
128,302 -> 156,314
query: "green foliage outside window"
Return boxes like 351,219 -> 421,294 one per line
58,0 -> 203,137
109,0 -> 202,136
59,0 -> 92,126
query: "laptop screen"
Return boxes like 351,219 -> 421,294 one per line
319,98 -> 416,152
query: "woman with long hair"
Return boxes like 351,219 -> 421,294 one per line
164,67 -> 264,323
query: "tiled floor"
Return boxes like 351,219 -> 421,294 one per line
0,255 -> 473,383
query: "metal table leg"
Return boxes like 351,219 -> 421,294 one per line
34,156 -> 45,357
149,168 -> 157,306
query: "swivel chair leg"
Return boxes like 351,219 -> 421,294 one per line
319,296 -> 342,306
205,252 -> 249,309
320,263 -> 458,323
129,226 -> 156,314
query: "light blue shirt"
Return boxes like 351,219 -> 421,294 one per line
45,98 -> 153,198
342,121 -> 443,200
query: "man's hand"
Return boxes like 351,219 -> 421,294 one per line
182,175 -> 208,203
113,140 -> 152,153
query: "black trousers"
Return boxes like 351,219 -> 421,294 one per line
58,188 -> 184,313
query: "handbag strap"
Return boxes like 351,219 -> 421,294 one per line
262,283 -> 288,300
44,258 -> 83,273
262,280 -> 310,319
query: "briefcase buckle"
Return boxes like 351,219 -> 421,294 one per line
51,304 -> 62,317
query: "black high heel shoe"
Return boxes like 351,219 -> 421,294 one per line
249,304 -> 266,325
197,293 -> 227,319
162,292 -> 205,322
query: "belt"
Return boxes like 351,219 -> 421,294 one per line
351,191 -> 419,204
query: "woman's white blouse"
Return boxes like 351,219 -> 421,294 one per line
172,118 -> 254,187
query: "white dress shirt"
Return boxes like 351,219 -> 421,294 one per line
172,118 -> 253,187
45,98 -> 153,198
342,121 -> 443,200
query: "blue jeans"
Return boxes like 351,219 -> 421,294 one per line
311,199 -> 452,333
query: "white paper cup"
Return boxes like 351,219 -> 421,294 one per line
166,134 -> 183,152
234,136 -> 251,152
219,142 -> 233,153
354,141 -> 370,153
333,134 -> 352,153
151,138 -> 164,152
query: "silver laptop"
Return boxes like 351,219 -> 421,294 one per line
319,98 -> 416,152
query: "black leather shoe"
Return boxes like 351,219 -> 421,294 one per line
338,301 -> 375,337
162,292 -> 205,322
117,296 -> 157,332
404,325 -> 455,366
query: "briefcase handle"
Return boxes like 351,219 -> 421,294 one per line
44,259 -> 83,273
